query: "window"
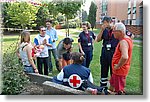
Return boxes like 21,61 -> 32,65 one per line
128,8 -> 131,14
133,7 -> 136,14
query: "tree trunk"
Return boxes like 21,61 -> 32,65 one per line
66,17 -> 69,37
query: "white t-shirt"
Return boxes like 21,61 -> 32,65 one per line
34,34 -> 50,58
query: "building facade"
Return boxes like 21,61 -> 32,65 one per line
96,0 -> 143,25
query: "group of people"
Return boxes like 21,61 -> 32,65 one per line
17,16 -> 133,95
17,19 -> 73,75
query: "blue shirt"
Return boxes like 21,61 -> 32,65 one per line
78,31 -> 96,51
102,28 -> 119,48
46,27 -> 58,49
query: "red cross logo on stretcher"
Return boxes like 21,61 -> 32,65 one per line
68,74 -> 82,88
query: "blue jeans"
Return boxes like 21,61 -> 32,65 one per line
24,66 -> 34,73
48,49 -> 59,72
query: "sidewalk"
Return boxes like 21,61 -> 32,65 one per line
56,29 -> 79,38
56,30 -> 66,37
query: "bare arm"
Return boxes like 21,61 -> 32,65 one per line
16,48 -> 21,58
78,42 -> 85,55
26,45 -> 38,73
114,40 -> 129,69
96,30 -> 103,42
96,25 -> 105,42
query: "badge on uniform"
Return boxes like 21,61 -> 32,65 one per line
88,43 -> 91,46
106,44 -> 111,50
68,74 -> 83,89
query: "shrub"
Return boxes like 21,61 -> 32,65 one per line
2,49 -> 29,95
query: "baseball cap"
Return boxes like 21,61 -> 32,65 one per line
102,16 -> 112,23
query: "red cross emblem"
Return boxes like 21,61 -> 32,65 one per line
68,74 -> 82,88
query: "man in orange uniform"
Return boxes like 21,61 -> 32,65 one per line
109,22 -> 133,95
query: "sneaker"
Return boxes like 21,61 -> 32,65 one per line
104,89 -> 109,95
107,90 -> 116,95
86,88 -> 98,95
97,87 -> 103,95
117,91 -> 126,95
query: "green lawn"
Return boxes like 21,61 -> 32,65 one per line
2,30 -> 143,95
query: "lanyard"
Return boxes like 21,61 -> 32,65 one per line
85,32 -> 90,42
108,29 -> 113,41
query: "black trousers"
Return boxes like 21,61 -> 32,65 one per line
37,57 -> 49,75
100,47 -> 115,87
82,80 -> 103,92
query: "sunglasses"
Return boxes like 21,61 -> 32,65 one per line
41,30 -> 46,32
46,24 -> 51,25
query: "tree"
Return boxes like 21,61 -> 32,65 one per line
82,9 -> 88,22
5,2 -> 38,29
88,1 -> 97,30
35,5 -> 51,28
56,13 -> 65,23
2,3 -> 13,28
47,2 -> 59,19
55,1 -> 82,36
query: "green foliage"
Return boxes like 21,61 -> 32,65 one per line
88,1 -> 97,30
47,2 -> 59,18
82,10 -> 88,22
4,2 -> 38,29
35,5 -> 50,28
2,3 -> 13,28
2,1 -> 82,32
56,13 -> 65,23
2,48 -> 29,94
55,1 -> 82,35
55,1 -> 81,19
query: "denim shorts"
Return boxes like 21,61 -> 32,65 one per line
24,66 -> 34,73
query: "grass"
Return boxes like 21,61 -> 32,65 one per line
134,36 -> 143,40
2,30 -> 143,95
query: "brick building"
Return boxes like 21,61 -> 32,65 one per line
95,0 -> 143,35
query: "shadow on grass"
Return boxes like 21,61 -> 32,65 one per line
3,38 -> 18,42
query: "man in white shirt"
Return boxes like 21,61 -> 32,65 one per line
34,26 -> 52,75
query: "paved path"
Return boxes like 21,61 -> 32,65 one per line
56,30 -> 66,37
133,40 -> 142,43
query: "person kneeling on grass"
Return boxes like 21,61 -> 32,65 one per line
56,37 -> 74,71
53,52 -> 103,95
